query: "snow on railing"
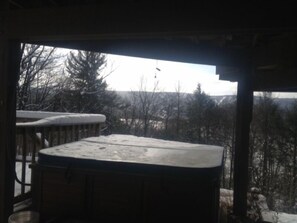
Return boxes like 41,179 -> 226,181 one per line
17,110 -> 75,120
17,113 -> 106,127
17,110 -> 106,123
15,111 -> 106,204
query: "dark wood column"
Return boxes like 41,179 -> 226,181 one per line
0,36 -> 21,222
233,74 -> 253,218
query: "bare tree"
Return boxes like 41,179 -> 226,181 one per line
284,100 -> 297,209
137,76 -> 161,136
250,92 -> 283,209
119,92 -> 140,134
160,93 -> 175,137
157,82 -> 187,140
174,81 -> 186,139
118,77 -> 161,137
17,44 -> 62,110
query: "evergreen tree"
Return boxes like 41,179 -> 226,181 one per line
62,50 -> 115,114
186,83 -> 217,143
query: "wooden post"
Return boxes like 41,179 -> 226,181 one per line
233,74 -> 253,218
0,36 -> 21,222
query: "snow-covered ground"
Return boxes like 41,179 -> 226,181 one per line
220,188 -> 297,223
264,211 -> 297,223
277,212 -> 297,223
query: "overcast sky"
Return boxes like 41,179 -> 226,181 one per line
103,54 -> 238,95
59,48 -> 297,97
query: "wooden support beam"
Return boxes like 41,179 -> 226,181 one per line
233,73 -> 253,218
34,39 -> 249,67
218,65 -> 297,91
252,68 -> 297,92
5,4 -> 218,41
0,37 -> 21,221
5,3 -> 297,41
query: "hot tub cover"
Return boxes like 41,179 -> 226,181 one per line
38,134 -> 223,169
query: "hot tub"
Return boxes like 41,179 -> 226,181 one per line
32,134 -> 223,222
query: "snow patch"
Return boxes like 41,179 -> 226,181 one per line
219,188 -> 297,223
86,134 -> 222,150
277,212 -> 297,223
17,114 -> 106,127
17,110 -> 75,119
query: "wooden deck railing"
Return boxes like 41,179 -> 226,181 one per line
14,112 -> 106,205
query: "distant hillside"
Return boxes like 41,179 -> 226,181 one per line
212,95 -> 297,109
115,91 -> 297,109
115,91 -> 192,104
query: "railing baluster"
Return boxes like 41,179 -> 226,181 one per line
41,127 -> 45,149
95,123 -> 100,136
80,125 -> 83,140
21,128 -> 27,195
93,124 -> 97,136
91,124 -> 94,136
46,127 -> 50,147
32,127 -> 37,164
87,124 -> 91,137
64,126 -> 68,143
84,125 -> 87,138
58,126 -> 61,145
83,124 -> 87,138
75,125 -> 79,141
49,126 -> 54,147
71,125 -> 74,142
90,124 -> 94,136
16,132 -> 21,157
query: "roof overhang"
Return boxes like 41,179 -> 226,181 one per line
2,1 -> 297,91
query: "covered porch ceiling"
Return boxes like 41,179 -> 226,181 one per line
5,0 -> 297,92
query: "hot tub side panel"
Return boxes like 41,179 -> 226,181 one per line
32,164 -> 221,223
